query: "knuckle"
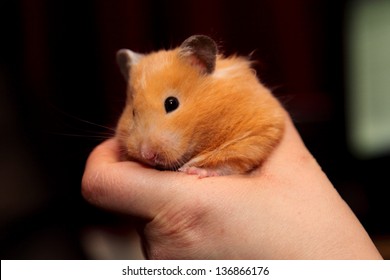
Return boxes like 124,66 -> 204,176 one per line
144,200 -> 211,259
81,166 -> 107,205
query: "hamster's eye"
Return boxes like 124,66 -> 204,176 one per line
164,96 -> 179,113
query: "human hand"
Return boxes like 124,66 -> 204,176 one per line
82,114 -> 382,259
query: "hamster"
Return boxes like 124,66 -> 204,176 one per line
115,35 -> 285,178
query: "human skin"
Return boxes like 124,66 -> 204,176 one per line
82,113 -> 382,259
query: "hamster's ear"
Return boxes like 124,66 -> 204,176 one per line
178,35 -> 217,75
116,49 -> 144,81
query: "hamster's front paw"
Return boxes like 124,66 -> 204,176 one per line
178,166 -> 220,178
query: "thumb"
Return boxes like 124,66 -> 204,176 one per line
81,138 -> 187,219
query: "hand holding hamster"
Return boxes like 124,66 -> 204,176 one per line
83,117 -> 383,259
115,35 -> 284,177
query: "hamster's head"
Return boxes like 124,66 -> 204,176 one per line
115,35 -> 218,170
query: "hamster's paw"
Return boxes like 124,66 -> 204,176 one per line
178,166 -> 220,178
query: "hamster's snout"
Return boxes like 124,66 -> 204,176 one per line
139,142 -> 176,170
140,143 -> 159,166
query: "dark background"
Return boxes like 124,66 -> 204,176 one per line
1,0 -> 389,259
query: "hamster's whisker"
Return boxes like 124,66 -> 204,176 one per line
51,132 -> 114,140
51,105 -> 117,133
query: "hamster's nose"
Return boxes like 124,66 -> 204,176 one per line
141,148 -> 156,160
140,143 -> 158,165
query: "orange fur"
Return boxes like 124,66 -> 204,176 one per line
116,41 -> 285,177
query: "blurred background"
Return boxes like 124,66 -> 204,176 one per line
1,0 -> 389,259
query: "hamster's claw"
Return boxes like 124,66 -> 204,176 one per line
178,166 -> 220,178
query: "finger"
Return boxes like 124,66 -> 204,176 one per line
256,113 -> 318,176
282,115 -> 318,163
278,113 -> 312,154
84,138 -> 121,164
82,138 -> 192,219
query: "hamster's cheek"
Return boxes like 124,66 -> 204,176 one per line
116,107 -> 134,135
115,110 -> 139,159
